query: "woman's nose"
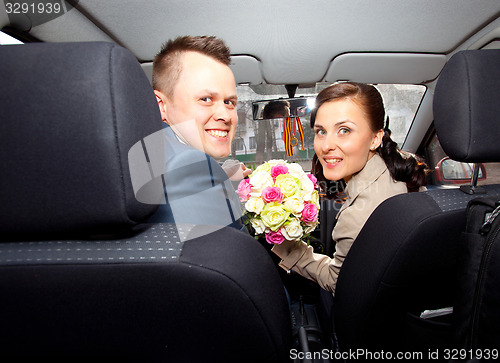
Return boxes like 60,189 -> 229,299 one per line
321,135 -> 337,152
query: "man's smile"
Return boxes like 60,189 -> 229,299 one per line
207,129 -> 229,139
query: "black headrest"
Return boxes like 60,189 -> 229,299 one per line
433,49 -> 500,163
0,42 -> 162,239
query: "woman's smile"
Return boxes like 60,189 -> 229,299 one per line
313,99 -> 382,182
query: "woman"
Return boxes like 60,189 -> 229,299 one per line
272,82 -> 428,294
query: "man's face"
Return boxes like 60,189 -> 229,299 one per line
156,51 -> 238,159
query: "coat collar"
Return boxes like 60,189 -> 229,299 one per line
339,153 -> 388,213
163,122 -> 186,144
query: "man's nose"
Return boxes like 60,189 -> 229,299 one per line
213,102 -> 231,122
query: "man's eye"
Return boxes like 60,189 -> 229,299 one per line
200,97 -> 212,102
225,100 -> 236,107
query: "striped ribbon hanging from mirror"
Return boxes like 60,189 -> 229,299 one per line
283,117 -> 305,156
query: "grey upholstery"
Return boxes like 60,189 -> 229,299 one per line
0,42 -> 291,362
434,50 -> 500,162
334,49 -> 500,352
0,42 -> 160,238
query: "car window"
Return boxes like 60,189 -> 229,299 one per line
425,132 -> 500,186
0,31 -> 23,45
233,83 -> 426,172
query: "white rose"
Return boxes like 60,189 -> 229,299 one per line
281,218 -> 304,241
249,170 -> 273,195
303,221 -> 319,234
300,174 -> 315,201
251,217 -> 266,234
268,159 -> 287,167
286,163 -> 305,179
245,197 -> 265,214
284,196 -> 305,216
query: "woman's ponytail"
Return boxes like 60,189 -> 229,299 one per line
379,117 -> 429,192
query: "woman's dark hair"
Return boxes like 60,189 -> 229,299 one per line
310,82 -> 428,193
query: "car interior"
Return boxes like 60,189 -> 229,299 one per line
1,1 -> 500,362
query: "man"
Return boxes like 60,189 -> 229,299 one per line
144,35 -> 248,230
257,100 -> 291,163
153,36 -> 237,160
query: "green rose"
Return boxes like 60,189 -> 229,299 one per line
310,189 -> 320,209
260,202 -> 290,231
253,162 -> 271,174
274,174 -> 301,197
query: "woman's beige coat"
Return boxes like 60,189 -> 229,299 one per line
272,153 -> 411,294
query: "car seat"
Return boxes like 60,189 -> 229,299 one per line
0,42 -> 291,362
333,49 -> 500,353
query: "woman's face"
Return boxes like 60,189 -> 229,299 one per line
313,98 -> 383,183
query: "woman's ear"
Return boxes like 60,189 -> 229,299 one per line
371,129 -> 384,150
154,90 -> 168,122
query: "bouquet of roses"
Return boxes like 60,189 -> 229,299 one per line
237,159 -> 320,245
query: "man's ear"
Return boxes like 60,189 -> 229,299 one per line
154,90 -> 168,122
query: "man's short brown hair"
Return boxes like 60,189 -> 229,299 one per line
152,35 -> 231,96
263,100 -> 291,119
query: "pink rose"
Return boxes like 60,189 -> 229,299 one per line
262,186 -> 284,203
301,203 -> 318,223
265,230 -> 285,245
271,165 -> 289,181
307,173 -> 318,188
237,178 -> 252,202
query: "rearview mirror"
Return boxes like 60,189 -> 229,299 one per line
252,97 -> 315,120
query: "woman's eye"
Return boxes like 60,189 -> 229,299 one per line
315,129 -> 326,136
339,127 -> 350,135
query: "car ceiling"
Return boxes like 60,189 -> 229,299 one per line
2,0 -> 500,86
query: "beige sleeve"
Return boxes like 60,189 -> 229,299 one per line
271,174 -> 408,295
270,199 -> 377,294
272,240 -> 339,294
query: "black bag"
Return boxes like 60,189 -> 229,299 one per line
455,197 -> 500,353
